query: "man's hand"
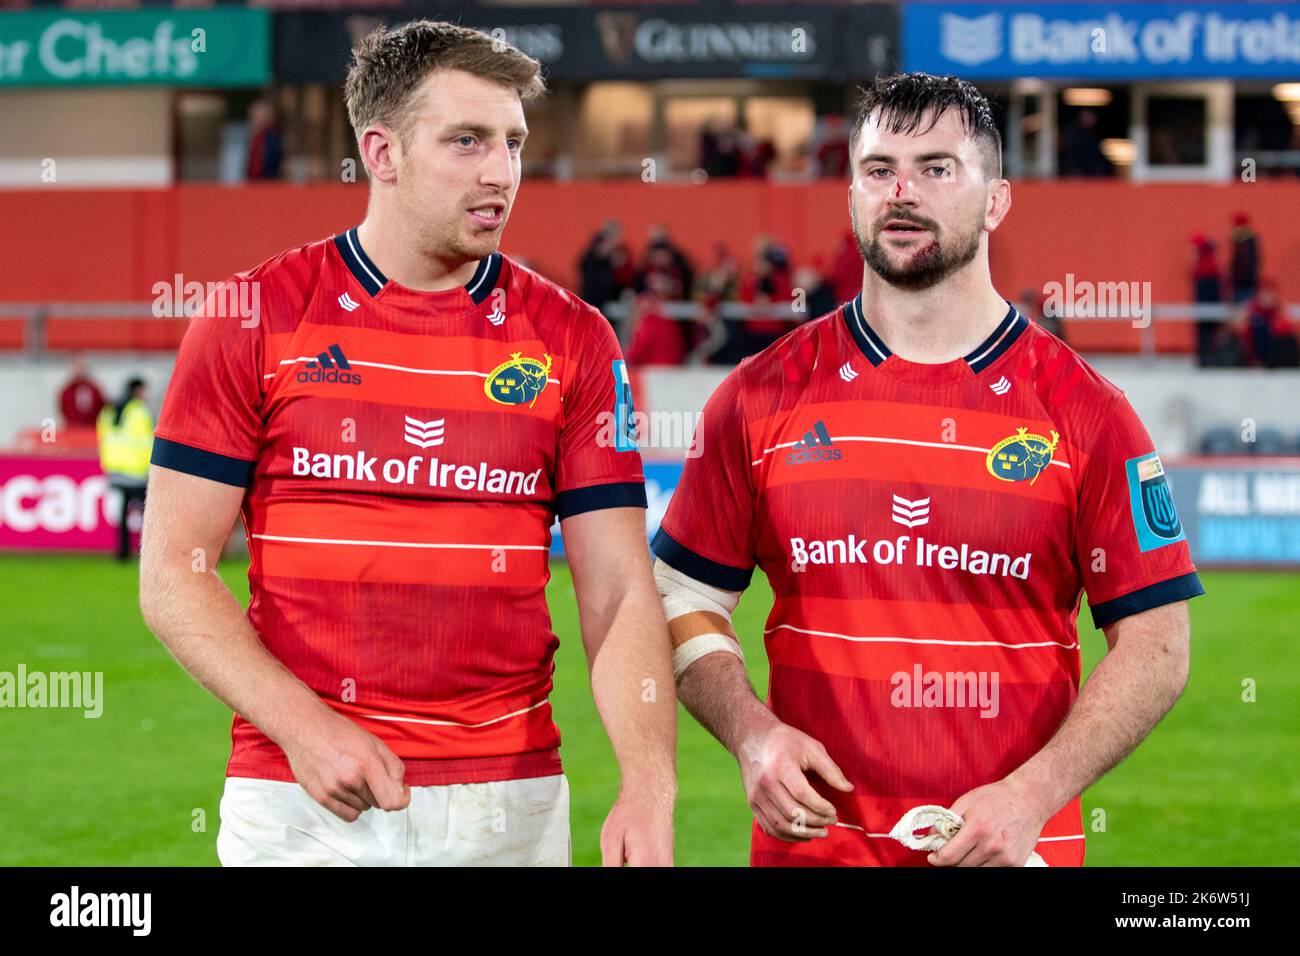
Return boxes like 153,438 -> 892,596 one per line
927,776 -> 1051,867
600,790 -> 674,866
738,717 -> 853,841
281,710 -> 411,823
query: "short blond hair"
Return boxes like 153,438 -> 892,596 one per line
344,20 -> 545,145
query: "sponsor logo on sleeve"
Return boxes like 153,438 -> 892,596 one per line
1126,452 -> 1185,551
612,359 -> 638,451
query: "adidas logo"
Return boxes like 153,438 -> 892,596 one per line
891,494 -> 931,528
839,361 -> 858,382
298,344 -> 363,385
403,415 -> 445,449
338,292 -> 360,312
486,306 -> 506,327
786,420 -> 841,465
990,375 -> 1011,395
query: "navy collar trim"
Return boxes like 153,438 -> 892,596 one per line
334,227 -> 387,296
841,294 -> 1027,374
334,227 -> 502,304
963,304 -> 1026,373
464,251 -> 504,305
842,294 -> 891,367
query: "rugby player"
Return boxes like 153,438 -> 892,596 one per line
140,21 -> 676,867
652,73 -> 1203,867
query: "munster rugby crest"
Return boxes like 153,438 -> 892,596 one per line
987,427 -> 1060,485
485,352 -> 552,407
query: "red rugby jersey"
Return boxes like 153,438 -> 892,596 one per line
653,294 -> 1203,867
152,228 -> 645,786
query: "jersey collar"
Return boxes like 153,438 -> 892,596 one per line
333,226 -> 503,305
841,293 -> 1027,374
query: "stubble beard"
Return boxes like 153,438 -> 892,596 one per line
852,203 -> 984,291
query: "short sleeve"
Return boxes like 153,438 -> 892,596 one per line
651,367 -> 757,591
1077,394 -> 1205,629
150,278 -> 264,488
553,310 -> 647,519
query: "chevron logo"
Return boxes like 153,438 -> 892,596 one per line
338,292 -> 360,312
403,415 -> 446,449
486,306 -> 506,327
891,494 -> 931,528
990,375 -> 1011,395
839,361 -> 858,382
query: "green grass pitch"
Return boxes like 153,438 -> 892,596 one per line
0,554 -> 1295,865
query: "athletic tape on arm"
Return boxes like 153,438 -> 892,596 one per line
653,558 -> 745,679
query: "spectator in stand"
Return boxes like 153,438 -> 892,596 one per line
1240,280 -> 1299,368
625,280 -> 687,368
1190,233 -> 1229,366
59,355 -> 105,431
579,219 -> 634,313
691,242 -> 742,364
739,237 -> 795,354
639,225 -> 695,301
701,124 -> 741,178
693,241 -> 740,305
96,377 -> 153,561
737,126 -> 776,178
794,261 -> 836,321
245,99 -> 284,181
815,115 -> 851,178
1228,211 -> 1259,304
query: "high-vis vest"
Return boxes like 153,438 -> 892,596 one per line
97,399 -> 154,479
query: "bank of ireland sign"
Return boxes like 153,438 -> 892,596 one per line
905,3 -> 1300,78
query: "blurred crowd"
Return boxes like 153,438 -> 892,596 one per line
581,220 -> 1075,366
1190,212 -> 1298,368
580,220 -> 861,366
694,114 -> 853,180
585,212 -> 1295,370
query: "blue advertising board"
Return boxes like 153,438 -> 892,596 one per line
903,3 -> 1300,79
1166,461 -> 1300,566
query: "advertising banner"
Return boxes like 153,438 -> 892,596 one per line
0,455 -> 135,552
274,3 -> 898,83
903,3 -> 1300,79
0,9 -> 271,87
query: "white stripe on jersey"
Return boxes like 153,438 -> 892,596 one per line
764,622 -> 1078,650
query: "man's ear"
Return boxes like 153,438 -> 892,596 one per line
984,178 -> 1012,233
359,124 -> 399,184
